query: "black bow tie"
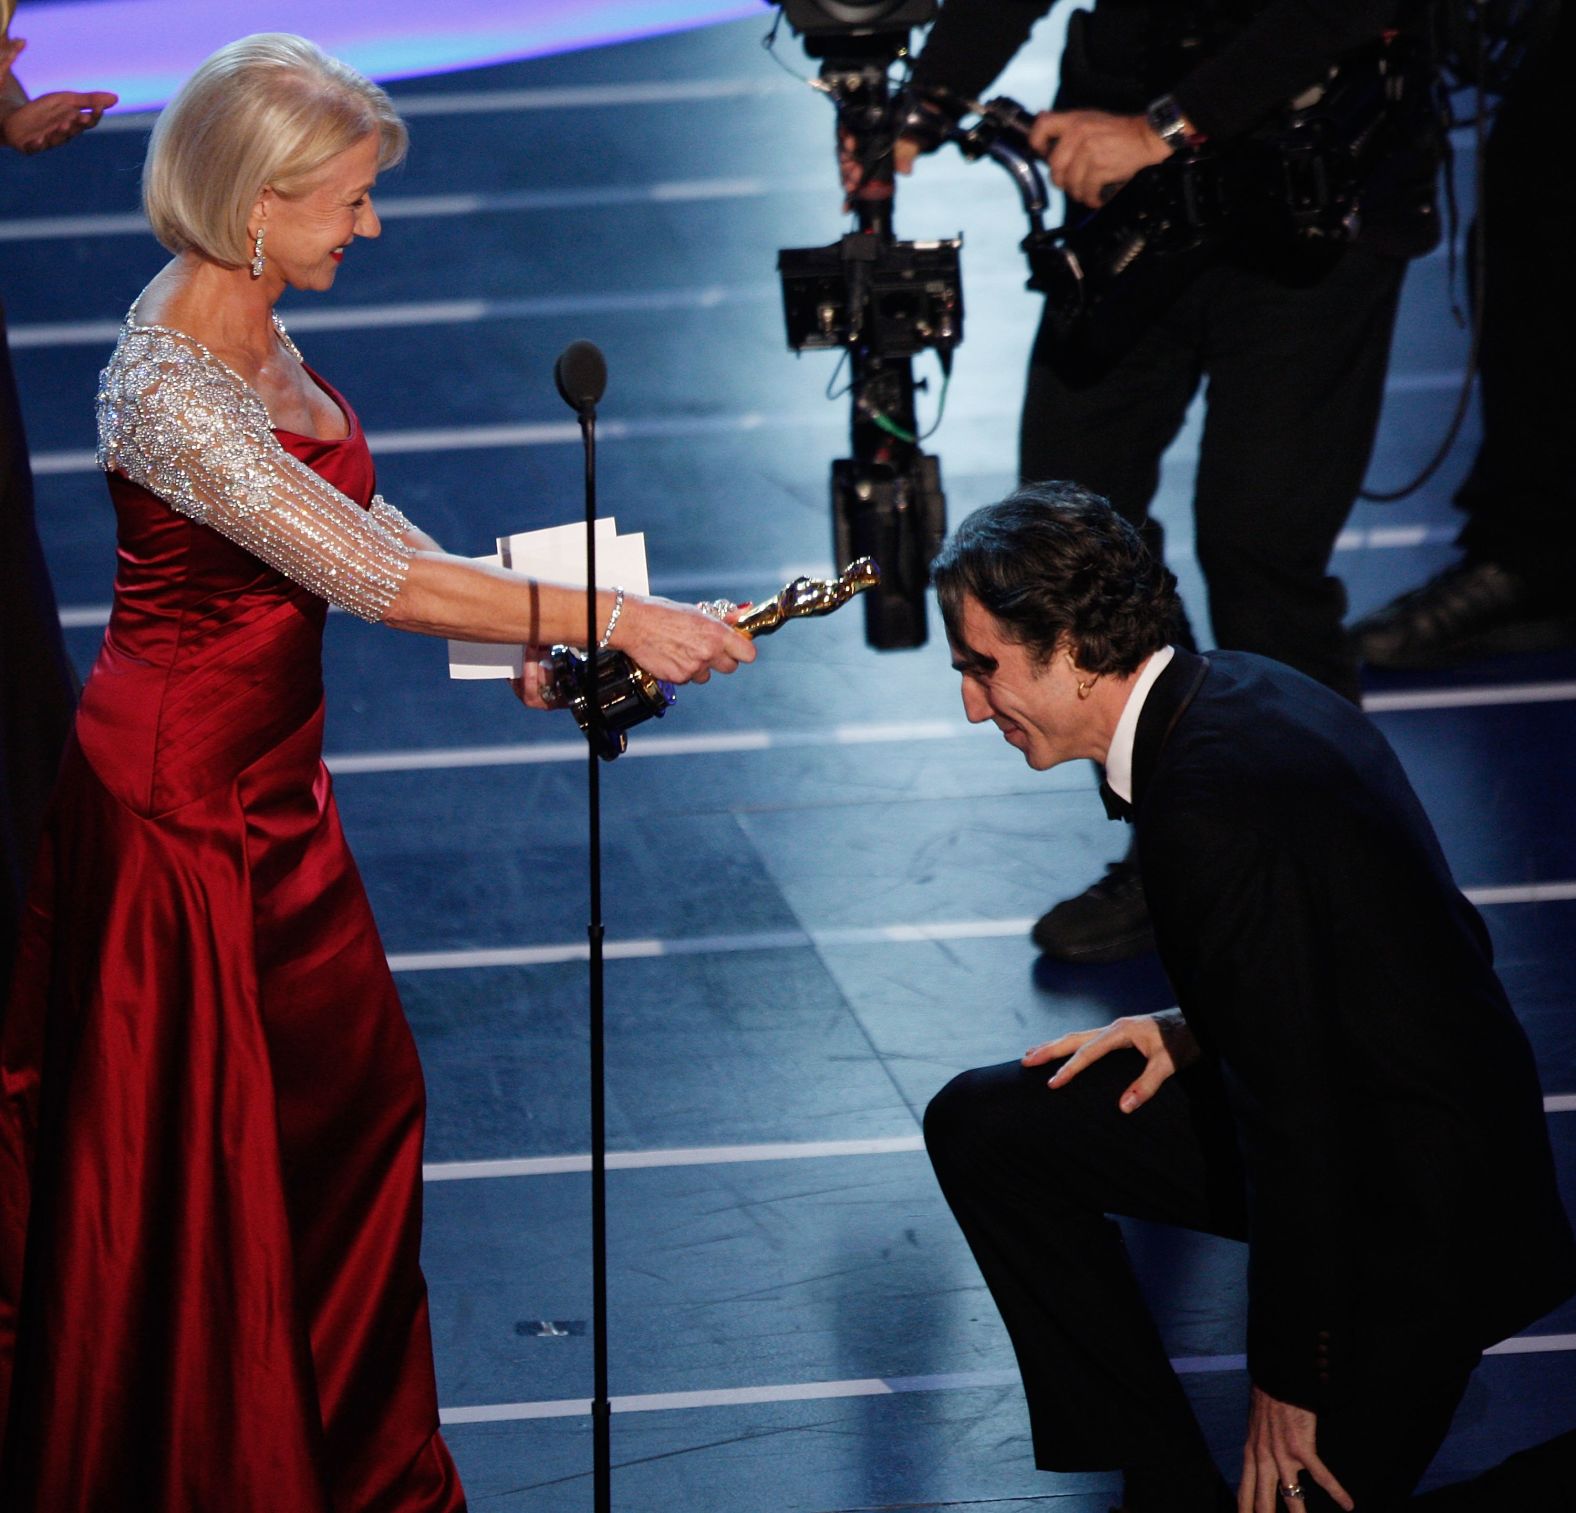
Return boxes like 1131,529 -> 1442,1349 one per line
1099,780 -> 1133,823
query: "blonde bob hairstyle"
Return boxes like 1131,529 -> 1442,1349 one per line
143,33 -> 408,268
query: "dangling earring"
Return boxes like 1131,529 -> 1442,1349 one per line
250,226 -> 266,279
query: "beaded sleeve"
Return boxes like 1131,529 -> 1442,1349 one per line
96,323 -> 413,624
368,493 -> 416,539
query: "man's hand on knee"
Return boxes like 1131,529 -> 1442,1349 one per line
1024,1007 -> 1200,1113
1240,1386 -> 1354,1513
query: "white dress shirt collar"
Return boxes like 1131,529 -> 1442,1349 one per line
1103,645 -> 1175,805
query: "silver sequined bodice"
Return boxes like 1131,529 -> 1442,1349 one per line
96,315 -> 415,623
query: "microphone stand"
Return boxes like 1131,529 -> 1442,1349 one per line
556,341 -> 613,1513
582,403 -> 611,1513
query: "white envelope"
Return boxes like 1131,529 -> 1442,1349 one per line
447,518 -> 651,679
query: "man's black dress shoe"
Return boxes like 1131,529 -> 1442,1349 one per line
1031,859 -> 1155,962
1351,557 -> 1576,670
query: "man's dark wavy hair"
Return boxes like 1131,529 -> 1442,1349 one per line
931,481 -> 1178,674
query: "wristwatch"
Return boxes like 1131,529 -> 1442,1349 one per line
1145,94 -> 1208,152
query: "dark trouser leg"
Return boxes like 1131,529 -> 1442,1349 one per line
924,1051 -> 1247,1473
1020,291 -> 1202,627
1454,10 -> 1576,585
1019,298 -> 1203,954
1191,248 -> 1405,702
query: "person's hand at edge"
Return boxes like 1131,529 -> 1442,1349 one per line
2,86 -> 119,154
1024,1007 -> 1199,1112
1240,1385 -> 1354,1513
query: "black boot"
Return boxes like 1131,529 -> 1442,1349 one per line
1031,853 -> 1154,963
1350,557 -> 1576,670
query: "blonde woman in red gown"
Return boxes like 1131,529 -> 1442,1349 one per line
0,33 -> 753,1512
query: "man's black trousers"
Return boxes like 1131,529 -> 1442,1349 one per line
1020,246 -> 1406,703
1452,6 -> 1575,586
923,1051 -> 1485,1508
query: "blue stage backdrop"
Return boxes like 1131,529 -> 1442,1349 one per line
10,0 -> 761,108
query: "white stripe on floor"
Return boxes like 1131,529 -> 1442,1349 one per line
321,683 -> 1574,773
424,1090 -> 1576,1187
33,412 -> 779,475
424,1135 -> 927,1183
1383,372 -> 1474,393
34,363 -> 1469,474
390,917 -> 1032,975
39,624 -> 1576,735
0,211 -> 150,240
1333,524 -> 1456,551
36,449 -> 113,476
93,77 -> 803,135
1464,882 -> 1576,906
0,176 -> 820,244
1363,683 -> 1576,713
38,371 -> 1475,475
327,719 -> 964,774
1486,1331 -> 1576,1356
57,604 -> 112,629
7,285 -> 777,350
391,883 -> 1574,978
7,302 -> 1474,428
50,525 -> 1460,631
435,1333 -> 1576,1423
318,684 -> 1576,776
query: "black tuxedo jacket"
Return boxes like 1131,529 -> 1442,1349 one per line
1130,650 -> 1576,1409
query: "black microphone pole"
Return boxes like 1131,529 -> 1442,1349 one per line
553,338 -> 612,1513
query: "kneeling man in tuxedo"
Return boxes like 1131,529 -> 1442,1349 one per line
925,484 -> 1576,1513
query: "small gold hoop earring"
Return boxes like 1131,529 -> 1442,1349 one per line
1076,680 -> 1092,700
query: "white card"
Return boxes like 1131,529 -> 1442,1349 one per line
447,518 -> 651,679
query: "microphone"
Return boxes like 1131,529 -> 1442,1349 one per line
554,339 -> 607,416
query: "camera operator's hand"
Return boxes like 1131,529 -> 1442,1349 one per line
893,136 -> 923,176
838,127 -> 898,209
1029,108 -> 1169,208
838,128 -> 936,208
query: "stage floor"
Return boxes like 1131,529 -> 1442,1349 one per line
6,10 -> 1574,1509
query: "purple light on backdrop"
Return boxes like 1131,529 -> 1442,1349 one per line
11,0 -> 763,111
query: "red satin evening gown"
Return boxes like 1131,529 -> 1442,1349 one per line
0,372 -> 466,1512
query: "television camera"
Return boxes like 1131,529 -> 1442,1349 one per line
768,0 -> 950,651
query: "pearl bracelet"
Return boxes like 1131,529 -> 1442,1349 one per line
598,585 -> 625,649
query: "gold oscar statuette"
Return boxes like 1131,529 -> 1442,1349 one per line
555,558 -> 881,760
699,556 -> 881,637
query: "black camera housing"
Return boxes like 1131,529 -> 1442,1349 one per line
773,0 -> 936,41
767,0 -> 949,650
778,234 -> 962,358
832,456 -> 946,649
